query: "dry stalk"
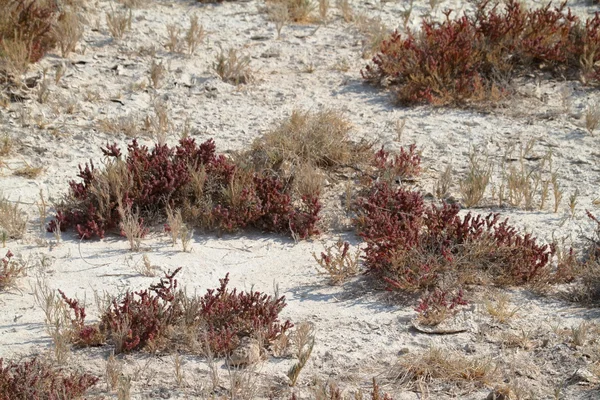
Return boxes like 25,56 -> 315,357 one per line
185,15 -> 205,54
106,9 -> 132,40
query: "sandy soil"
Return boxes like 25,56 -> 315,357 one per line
1,0 -> 600,398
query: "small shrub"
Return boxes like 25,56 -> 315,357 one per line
247,109 -> 371,176
459,149 -> 491,207
0,0 -> 59,80
58,290 -> 104,347
106,8 -> 132,40
313,240 -> 360,285
198,273 -> 293,355
355,176 -> 558,293
310,378 -> 393,400
372,144 -> 421,184
185,15 -> 205,55
573,211 -> 600,303
266,0 -> 315,23
61,270 -> 293,356
0,357 -> 98,400
0,250 -> 24,291
49,137 -> 322,240
287,321 -> 314,386
415,288 -> 467,326
585,101 -> 600,134
363,0 -> 600,106
52,8 -> 83,58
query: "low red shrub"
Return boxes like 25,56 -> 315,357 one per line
0,357 -> 97,400
61,270 -> 292,356
363,0 -> 600,105
355,180 -> 557,290
50,138 -> 321,239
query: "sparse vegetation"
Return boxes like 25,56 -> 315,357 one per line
4,1 -> 600,399
106,8 -> 132,40
354,146 -> 569,303
53,8 -> 83,58
585,101 -> 600,134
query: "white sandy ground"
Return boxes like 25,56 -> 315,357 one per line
1,0 -> 600,398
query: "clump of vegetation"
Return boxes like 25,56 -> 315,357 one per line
305,378 -> 393,400
393,347 -> 497,390
353,144 -> 575,327
49,137 -> 322,240
0,250 -> 24,291
60,269 -> 293,356
248,109 -> 366,172
356,180 -> 562,290
414,288 -> 467,326
363,0 -> 600,106
313,240 -> 361,285
0,0 -> 60,82
266,0 -> 315,23
572,211 -> 600,303
0,357 -> 98,399
213,47 -> 252,85
0,197 -> 27,239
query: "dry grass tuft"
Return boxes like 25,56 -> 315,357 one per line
213,47 -> 252,85
0,133 -> 14,157
0,0 -> 59,82
148,59 -> 167,89
32,277 -> 71,363
393,347 -> 498,391
106,8 -> 132,40
267,2 -> 289,39
249,109 -> 362,172
53,9 -> 83,58
336,0 -> 353,22
267,0 -> 315,23
0,197 -> 27,239
585,101 -> 600,135
459,149 -> 492,207
354,14 -> 389,59
14,162 -> 44,178
118,204 -> 147,252
484,292 -> 519,324
185,15 -> 205,55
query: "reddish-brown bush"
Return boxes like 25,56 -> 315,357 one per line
61,270 -> 292,356
58,290 -> 104,347
415,288 -> 468,325
372,144 -> 421,183
0,357 -> 98,400
363,0 -> 600,105
0,250 -> 24,291
355,180 -> 558,291
198,273 -> 293,355
49,138 -> 321,239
